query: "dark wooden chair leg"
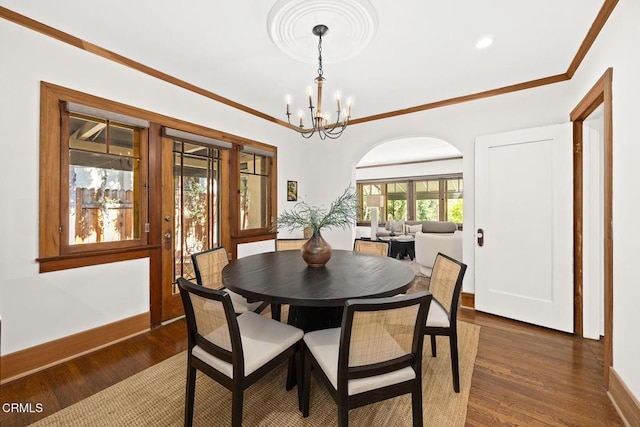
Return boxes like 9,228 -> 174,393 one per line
184,365 -> 197,427
296,343 -> 304,412
286,355 -> 297,390
430,334 -> 437,357
338,402 -> 349,427
271,303 -> 281,321
302,348 -> 312,417
411,384 -> 423,427
231,388 -> 244,427
450,333 -> 460,393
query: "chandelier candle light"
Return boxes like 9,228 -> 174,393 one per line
286,24 -> 352,140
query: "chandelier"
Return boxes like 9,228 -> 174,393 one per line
286,25 -> 352,140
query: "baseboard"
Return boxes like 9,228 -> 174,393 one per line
608,367 -> 640,427
0,312 -> 149,384
461,292 -> 475,308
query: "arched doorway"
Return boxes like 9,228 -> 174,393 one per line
354,136 -> 463,235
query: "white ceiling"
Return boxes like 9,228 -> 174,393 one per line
1,0 -> 605,121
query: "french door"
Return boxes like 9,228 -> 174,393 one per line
160,137 -> 223,321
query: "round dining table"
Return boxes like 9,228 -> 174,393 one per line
222,249 -> 415,331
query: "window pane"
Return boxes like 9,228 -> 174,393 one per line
385,182 -> 407,220
69,115 -> 107,153
173,142 -> 220,286
67,113 -> 144,246
415,180 -> 439,221
68,151 -> 140,244
240,174 -> 268,229
446,178 -> 464,223
239,149 -> 270,231
360,184 -> 383,221
240,152 -> 254,173
255,154 -> 267,175
109,123 -> 139,156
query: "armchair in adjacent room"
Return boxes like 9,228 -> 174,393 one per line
414,229 -> 462,277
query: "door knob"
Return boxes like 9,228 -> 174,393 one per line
477,228 -> 484,247
164,232 -> 172,241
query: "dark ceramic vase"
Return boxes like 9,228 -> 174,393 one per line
301,229 -> 332,267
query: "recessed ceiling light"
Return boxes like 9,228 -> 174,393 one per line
476,36 -> 494,49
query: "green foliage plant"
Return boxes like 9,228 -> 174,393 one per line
274,186 -> 358,233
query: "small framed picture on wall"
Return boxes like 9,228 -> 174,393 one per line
287,181 -> 298,201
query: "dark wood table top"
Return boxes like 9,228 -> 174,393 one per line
222,249 -> 415,307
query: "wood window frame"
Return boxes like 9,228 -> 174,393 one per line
38,83 -> 152,272
38,82 -> 278,272
228,142 -> 278,259
356,174 -> 463,226
61,109 -> 149,255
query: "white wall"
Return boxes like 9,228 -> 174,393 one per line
0,17 -> 301,355
566,0 -> 640,399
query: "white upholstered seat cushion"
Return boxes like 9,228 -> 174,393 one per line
303,327 -> 416,396
425,300 -> 450,328
225,289 -> 264,313
192,311 -> 303,378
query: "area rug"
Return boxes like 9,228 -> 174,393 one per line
33,322 -> 479,426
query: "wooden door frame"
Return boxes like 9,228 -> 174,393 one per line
570,68 -> 613,386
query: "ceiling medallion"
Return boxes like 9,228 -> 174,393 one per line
267,0 -> 378,64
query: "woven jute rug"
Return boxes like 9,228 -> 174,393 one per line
33,322 -> 479,426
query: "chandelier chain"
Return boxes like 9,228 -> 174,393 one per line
317,33 -> 324,78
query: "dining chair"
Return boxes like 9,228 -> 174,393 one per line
301,291 -> 432,427
275,238 -> 308,251
177,277 -> 304,427
353,238 -> 390,256
191,247 -> 269,315
272,238 -> 308,321
423,252 -> 467,393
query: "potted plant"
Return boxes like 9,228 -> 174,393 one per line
274,186 -> 358,267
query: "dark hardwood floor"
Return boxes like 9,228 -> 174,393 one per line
0,275 -> 623,426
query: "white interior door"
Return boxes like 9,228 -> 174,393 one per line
475,123 -> 573,332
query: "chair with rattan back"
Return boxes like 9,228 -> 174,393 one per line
276,238 -> 308,252
302,291 -> 432,426
191,247 -> 269,315
177,277 -> 304,427
272,238 -> 309,321
353,238 -> 390,257
423,252 -> 467,392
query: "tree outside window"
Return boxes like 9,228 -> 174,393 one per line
357,175 -> 463,225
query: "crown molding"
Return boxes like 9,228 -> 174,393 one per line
0,0 -> 619,128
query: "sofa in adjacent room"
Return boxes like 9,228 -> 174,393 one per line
375,220 -> 458,238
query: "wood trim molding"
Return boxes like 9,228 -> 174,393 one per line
0,312 -> 149,384
570,68 -> 613,386
608,368 -> 640,427
0,7 -> 287,128
37,246 -> 160,273
351,74 -> 570,125
566,0 -> 619,78
461,292 -> 475,309
572,120 -> 584,337
0,2 -> 619,128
